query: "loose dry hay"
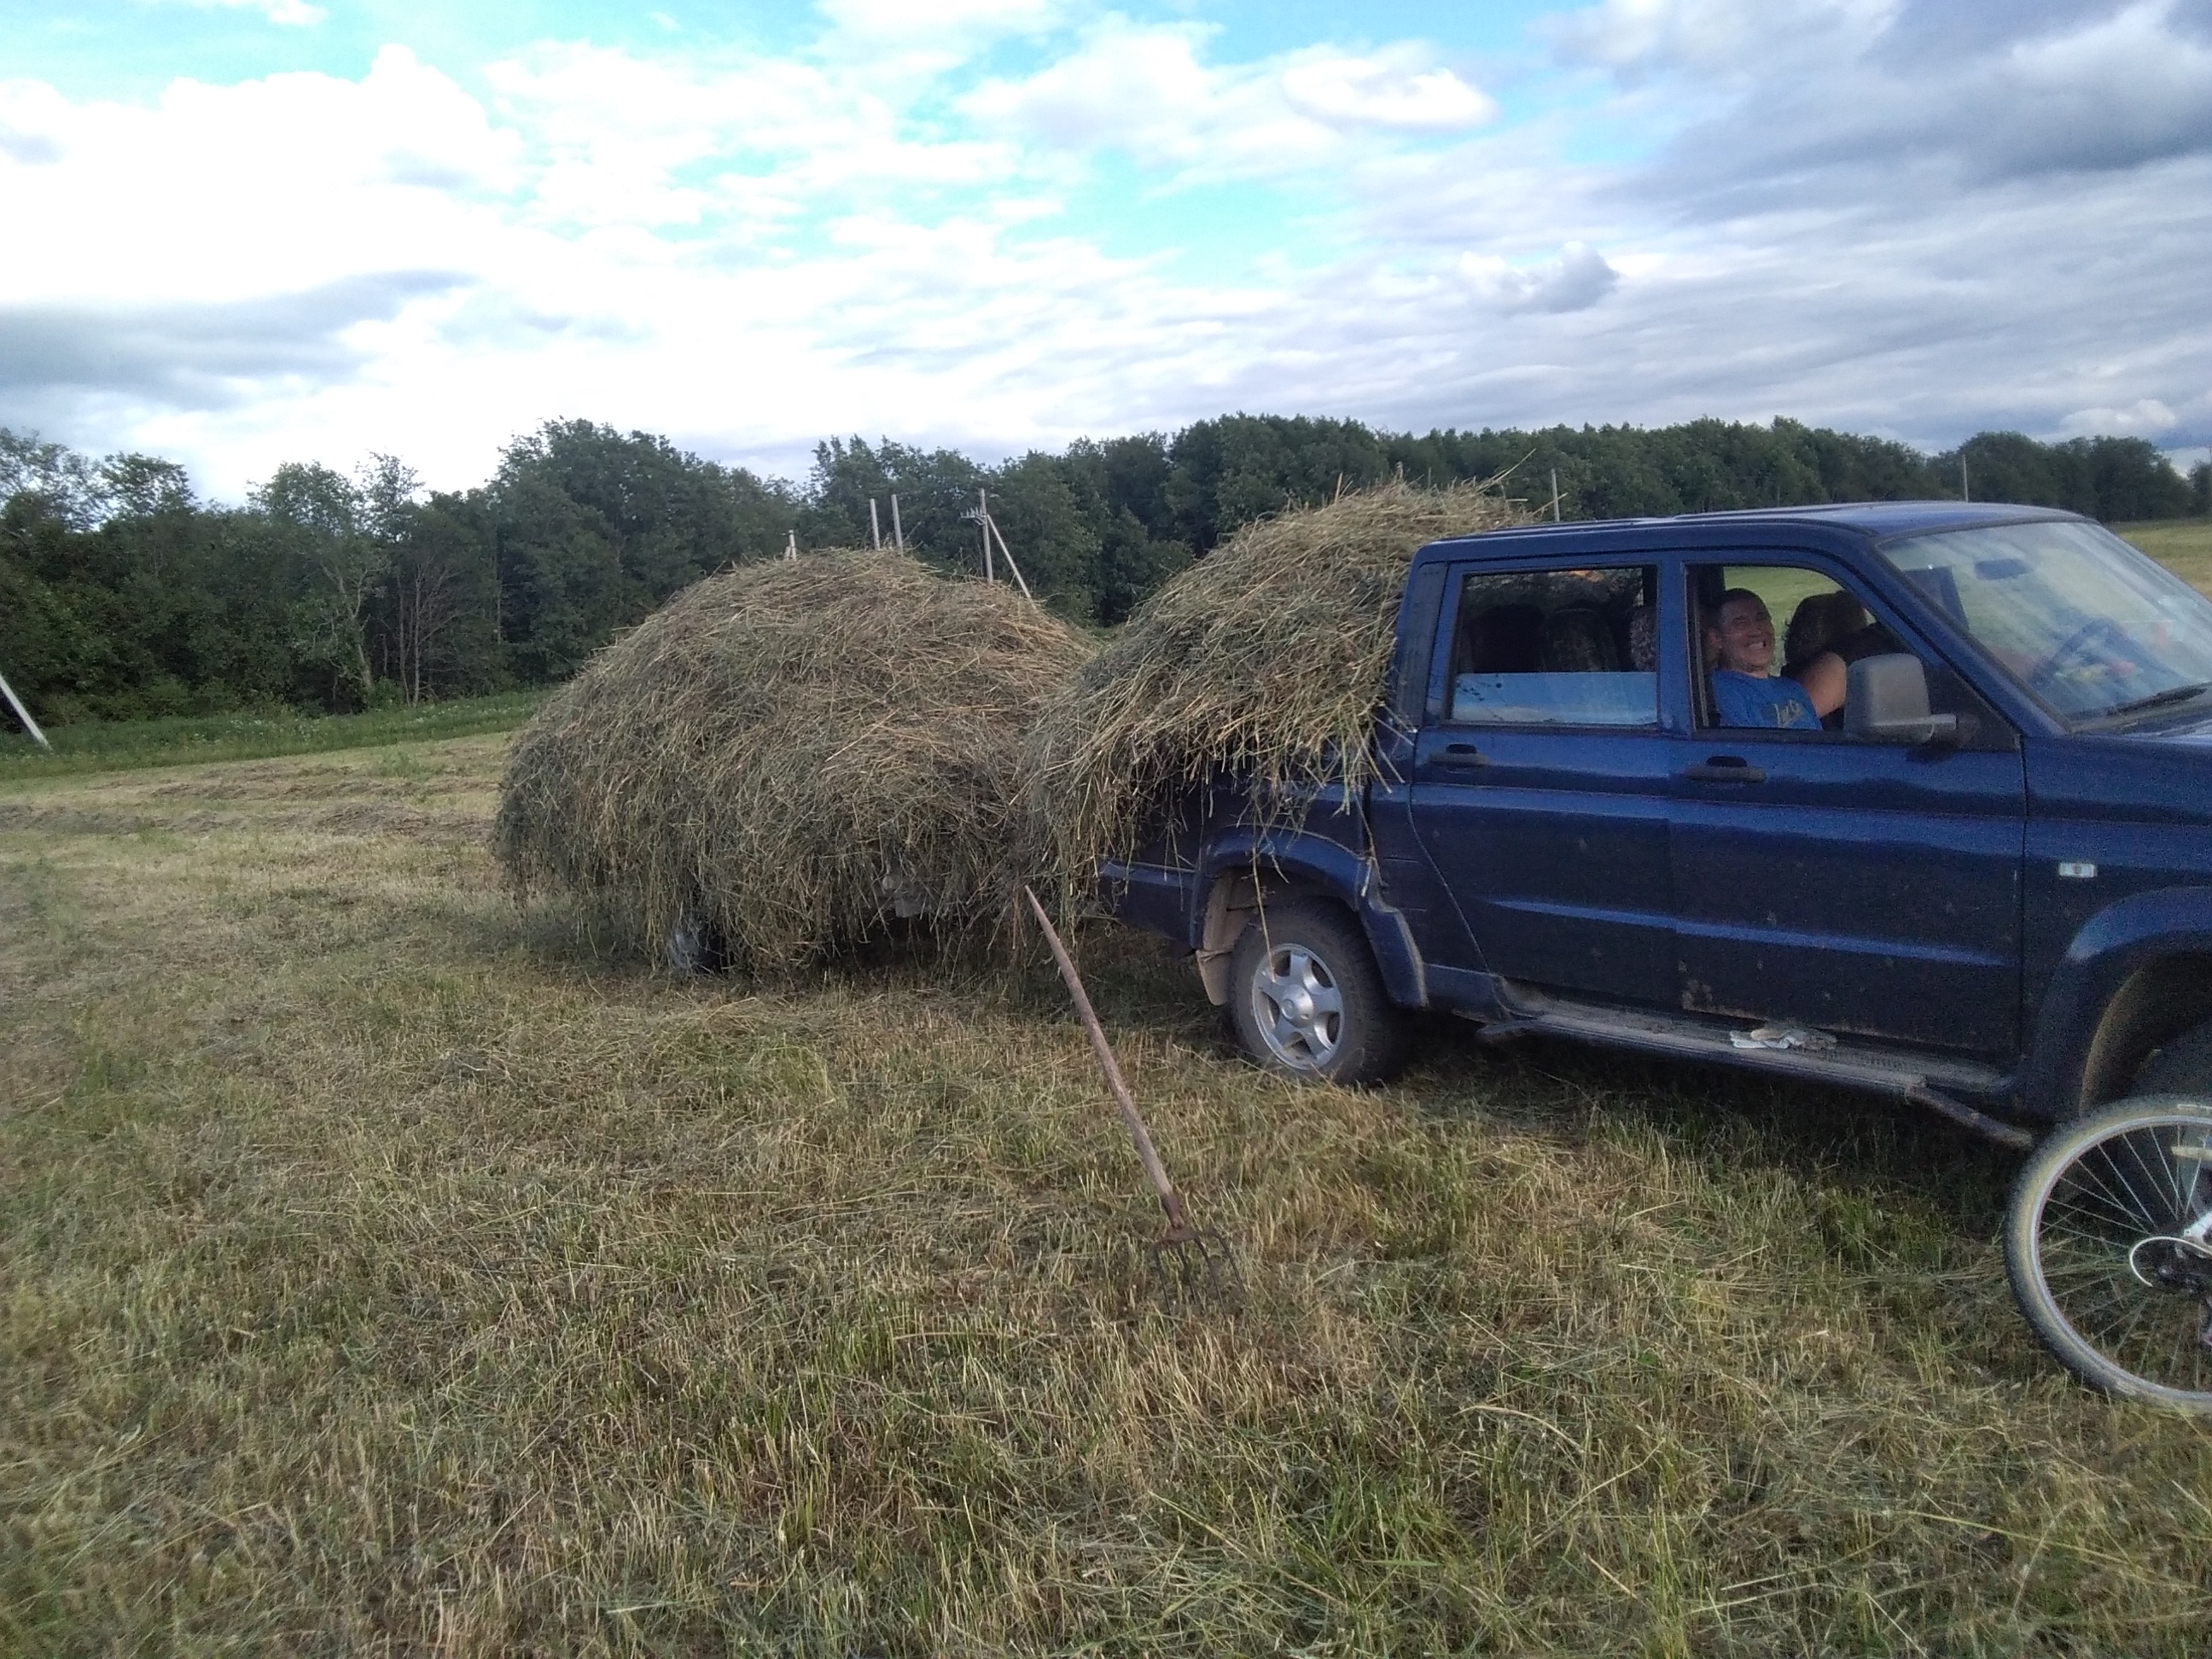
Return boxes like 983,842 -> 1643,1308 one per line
1022,480 -> 1530,883
494,550 -> 1095,969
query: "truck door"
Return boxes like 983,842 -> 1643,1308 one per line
1409,560 -> 1679,1006
1669,559 -> 2027,1054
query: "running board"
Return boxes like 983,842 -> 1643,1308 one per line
1476,990 -> 2035,1150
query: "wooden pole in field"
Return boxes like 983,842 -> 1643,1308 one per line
870,498 -> 882,550
0,664 -> 49,749
978,489 -> 994,583
890,494 -> 904,552
985,511 -> 1036,604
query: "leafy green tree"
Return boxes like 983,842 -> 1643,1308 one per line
1166,415 -> 1391,551
384,491 -> 502,703
5,412 -> 2201,731
0,429 -> 105,528
807,437 -> 985,571
98,453 -> 194,520
492,420 -> 802,678
981,453 -> 1101,618
256,461 -> 384,706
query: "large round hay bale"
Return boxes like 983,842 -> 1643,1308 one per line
1022,480 -> 1530,882
495,550 -> 1095,969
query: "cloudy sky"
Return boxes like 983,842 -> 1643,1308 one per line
3,0 -> 2209,498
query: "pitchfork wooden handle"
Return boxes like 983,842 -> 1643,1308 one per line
1023,887 -> 1183,1217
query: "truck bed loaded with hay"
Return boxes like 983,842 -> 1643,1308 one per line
1061,498 -> 2212,1410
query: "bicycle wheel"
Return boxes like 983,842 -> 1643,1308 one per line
2005,1097 -> 2212,1411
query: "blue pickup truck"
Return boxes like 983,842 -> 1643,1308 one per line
1102,501 -> 2212,1408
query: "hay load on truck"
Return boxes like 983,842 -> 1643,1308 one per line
1060,498 -> 2212,1409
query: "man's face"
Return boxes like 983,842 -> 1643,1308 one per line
1708,596 -> 1775,675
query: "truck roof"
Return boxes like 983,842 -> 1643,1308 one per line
1417,500 -> 2084,565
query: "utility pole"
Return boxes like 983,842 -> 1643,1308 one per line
1961,458 -> 1970,503
870,498 -> 882,550
0,664 -> 49,750
1550,469 -> 1563,522
890,494 -> 904,552
962,492 -> 1036,604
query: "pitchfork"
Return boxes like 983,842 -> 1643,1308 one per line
1023,887 -> 1241,1307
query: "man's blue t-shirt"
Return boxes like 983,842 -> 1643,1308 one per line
1712,670 -> 1820,731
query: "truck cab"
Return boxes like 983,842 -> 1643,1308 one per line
1103,503 -> 2212,1139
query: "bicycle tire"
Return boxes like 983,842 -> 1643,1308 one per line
2004,1095 -> 2212,1411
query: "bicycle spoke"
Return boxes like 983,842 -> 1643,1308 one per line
2100,1135 -> 2170,1231
2067,1151 -> 2156,1232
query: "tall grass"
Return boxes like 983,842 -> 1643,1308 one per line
0,691 -> 543,782
3,736 -> 2209,1655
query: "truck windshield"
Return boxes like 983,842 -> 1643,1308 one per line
1878,519 -> 2212,727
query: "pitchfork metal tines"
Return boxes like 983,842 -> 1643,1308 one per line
1023,887 -> 1243,1308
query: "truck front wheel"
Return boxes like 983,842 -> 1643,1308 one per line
2137,1020 -> 2212,1098
1227,899 -> 1406,1085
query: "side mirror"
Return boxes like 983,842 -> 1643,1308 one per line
1846,653 -> 1959,744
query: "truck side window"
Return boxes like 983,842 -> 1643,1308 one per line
1450,566 -> 1659,727
1690,563 -> 2000,742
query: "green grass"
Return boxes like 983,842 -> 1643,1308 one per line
2115,518 -> 2212,597
0,691 -> 544,783
4,737 -> 2210,1655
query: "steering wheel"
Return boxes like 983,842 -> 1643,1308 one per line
2027,617 -> 2136,696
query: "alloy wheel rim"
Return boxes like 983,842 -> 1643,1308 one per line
1251,943 -> 1344,1070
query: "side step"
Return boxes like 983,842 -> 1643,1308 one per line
1476,987 -> 2035,1150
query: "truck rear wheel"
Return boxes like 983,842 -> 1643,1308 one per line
1227,899 -> 1405,1085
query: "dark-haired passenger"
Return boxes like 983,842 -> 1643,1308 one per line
1705,589 -> 1845,729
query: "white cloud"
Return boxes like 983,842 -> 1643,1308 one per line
1279,55 -> 1496,131
0,3 -> 2206,499
817,0 -> 1062,42
1460,242 -> 1620,313
1545,0 -> 1892,78
2059,398 -> 2179,438
963,24 -> 1495,181
182,0 -> 328,27
485,44 -> 1020,233
0,48 -> 519,306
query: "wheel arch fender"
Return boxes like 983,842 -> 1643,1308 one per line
2024,886 -> 2212,1119
1189,828 -> 1427,1010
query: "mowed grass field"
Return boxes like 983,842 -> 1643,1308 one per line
6,738 -> 2212,1656
2116,518 -> 2212,597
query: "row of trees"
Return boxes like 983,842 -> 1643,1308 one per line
3,416 -> 2204,726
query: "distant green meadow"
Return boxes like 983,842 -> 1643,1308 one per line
0,691 -> 544,783
2116,518 -> 2212,597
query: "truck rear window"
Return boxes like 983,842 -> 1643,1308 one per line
1449,566 -> 1658,727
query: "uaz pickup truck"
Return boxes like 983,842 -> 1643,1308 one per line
1102,502 -> 2212,1407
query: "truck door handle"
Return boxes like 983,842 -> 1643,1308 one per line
1435,743 -> 1490,768
1684,758 -> 1765,783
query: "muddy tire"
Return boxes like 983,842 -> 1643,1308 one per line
1226,899 -> 1406,1085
